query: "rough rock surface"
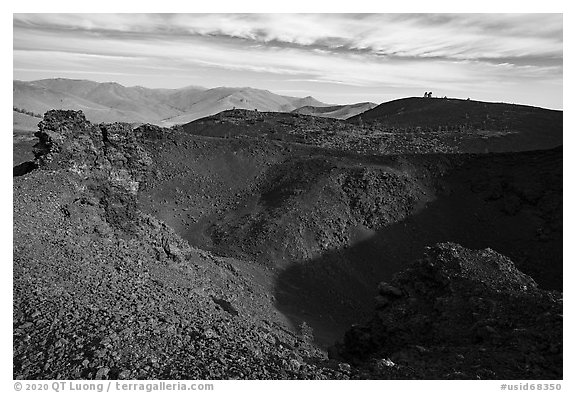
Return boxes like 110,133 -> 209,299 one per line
13,111 -> 352,380
133,107 -> 562,350
338,243 -> 562,379
13,110 -> 562,380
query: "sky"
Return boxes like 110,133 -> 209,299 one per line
13,13 -> 563,109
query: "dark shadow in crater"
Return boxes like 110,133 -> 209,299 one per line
273,148 -> 562,349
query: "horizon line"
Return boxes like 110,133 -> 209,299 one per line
13,76 -> 563,111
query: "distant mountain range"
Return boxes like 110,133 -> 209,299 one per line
13,78 -> 375,130
160,87 -> 330,126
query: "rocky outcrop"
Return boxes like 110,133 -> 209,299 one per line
32,110 -> 153,232
133,123 -> 168,140
15,110 -> 353,380
339,243 -> 562,379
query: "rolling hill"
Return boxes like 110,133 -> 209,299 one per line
13,79 -> 338,126
348,97 -> 563,152
13,79 -> 185,124
291,102 -> 377,119
13,109 -> 41,132
159,88 -> 331,126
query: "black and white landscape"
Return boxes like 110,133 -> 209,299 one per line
13,13 -> 562,380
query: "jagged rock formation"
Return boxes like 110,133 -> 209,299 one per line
338,243 -> 562,379
13,110 -> 352,380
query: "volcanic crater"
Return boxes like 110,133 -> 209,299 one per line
13,98 -> 563,379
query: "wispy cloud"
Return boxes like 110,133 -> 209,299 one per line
14,14 -> 562,64
13,13 -> 563,108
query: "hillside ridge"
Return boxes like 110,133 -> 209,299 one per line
14,79 -> 341,126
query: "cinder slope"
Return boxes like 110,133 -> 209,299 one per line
14,110 -> 562,380
13,111 -> 351,380
145,110 -> 563,348
348,97 -> 563,152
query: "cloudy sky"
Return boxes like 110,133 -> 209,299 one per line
13,13 -> 563,108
